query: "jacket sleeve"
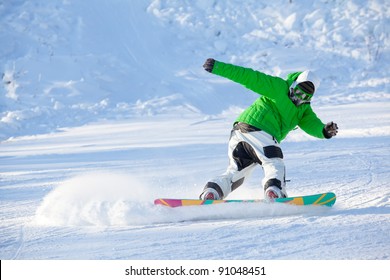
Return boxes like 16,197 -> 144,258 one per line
298,106 -> 326,139
212,61 -> 288,99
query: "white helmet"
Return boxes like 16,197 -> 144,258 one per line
296,70 -> 320,92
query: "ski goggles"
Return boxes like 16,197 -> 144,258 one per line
293,84 -> 314,102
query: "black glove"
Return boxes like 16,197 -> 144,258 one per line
203,58 -> 215,73
323,122 -> 338,138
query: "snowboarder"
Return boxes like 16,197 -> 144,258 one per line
200,58 -> 338,201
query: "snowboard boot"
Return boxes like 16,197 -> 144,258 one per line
264,186 -> 287,201
199,188 -> 221,200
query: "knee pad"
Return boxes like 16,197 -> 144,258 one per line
232,141 -> 262,171
263,146 -> 283,159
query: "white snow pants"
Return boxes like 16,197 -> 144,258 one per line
203,123 -> 287,199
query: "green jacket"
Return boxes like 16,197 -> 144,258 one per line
211,61 -> 326,143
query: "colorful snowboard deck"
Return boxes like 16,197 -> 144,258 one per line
154,192 -> 336,208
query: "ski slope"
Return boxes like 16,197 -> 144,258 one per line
1,0 -> 390,261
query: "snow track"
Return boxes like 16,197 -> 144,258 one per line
1,104 -> 389,259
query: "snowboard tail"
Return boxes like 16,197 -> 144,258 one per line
154,192 -> 336,208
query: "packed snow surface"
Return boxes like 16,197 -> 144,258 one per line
1,0 -> 389,260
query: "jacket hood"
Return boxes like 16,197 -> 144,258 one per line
286,72 -> 301,87
286,71 -> 320,92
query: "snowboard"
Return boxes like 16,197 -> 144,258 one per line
154,192 -> 336,208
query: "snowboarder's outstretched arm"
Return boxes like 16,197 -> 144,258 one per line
299,107 -> 339,139
203,58 -> 288,99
